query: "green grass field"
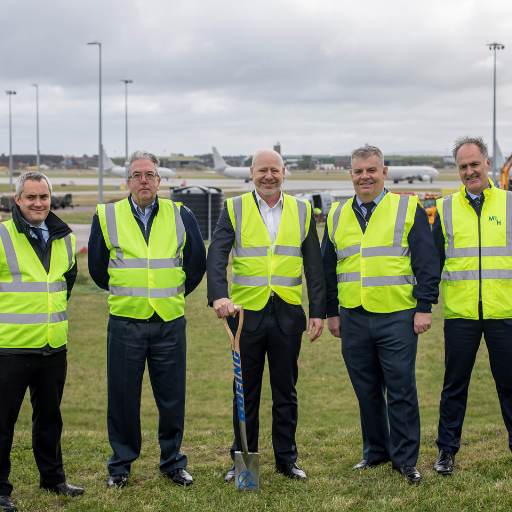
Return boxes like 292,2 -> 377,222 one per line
9,253 -> 512,510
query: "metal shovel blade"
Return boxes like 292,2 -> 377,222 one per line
235,450 -> 260,492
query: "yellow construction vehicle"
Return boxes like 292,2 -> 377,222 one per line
500,154 -> 512,190
423,193 -> 441,225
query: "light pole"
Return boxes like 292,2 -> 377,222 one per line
87,41 -> 103,204
31,84 -> 40,172
120,79 -> 132,168
487,42 -> 505,185
5,91 -> 16,190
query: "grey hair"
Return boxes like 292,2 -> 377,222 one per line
351,145 -> 384,169
452,136 -> 489,161
125,150 -> 160,176
16,171 -> 53,196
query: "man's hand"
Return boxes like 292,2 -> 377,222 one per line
414,312 -> 432,334
307,318 -> 324,342
327,316 -> 341,338
213,298 -> 237,319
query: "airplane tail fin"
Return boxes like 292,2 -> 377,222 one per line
102,149 -> 115,171
212,147 -> 228,171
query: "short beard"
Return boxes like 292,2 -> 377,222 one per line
256,183 -> 280,196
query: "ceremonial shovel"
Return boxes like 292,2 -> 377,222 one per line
222,305 -> 260,492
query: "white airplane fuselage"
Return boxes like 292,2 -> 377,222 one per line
386,166 -> 439,183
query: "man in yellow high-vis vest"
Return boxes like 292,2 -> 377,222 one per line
322,146 -> 440,485
207,149 -> 325,481
432,136 -> 512,476
88,150 -> 206,489
0,172 -> 83,512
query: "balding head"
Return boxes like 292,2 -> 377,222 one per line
251,149 -> 284,168
250,148 -> 286,199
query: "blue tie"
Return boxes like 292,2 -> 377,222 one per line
32,227 -> 47,250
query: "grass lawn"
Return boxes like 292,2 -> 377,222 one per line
9,253 -> 512,510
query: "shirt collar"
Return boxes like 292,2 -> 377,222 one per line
130,196 -> 157,215
254,189 -> 283,209
355,188 -> 388,208
21,217 -> 48,232
465,181 -> 491,200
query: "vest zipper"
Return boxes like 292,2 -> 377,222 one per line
477,205 -> 482,307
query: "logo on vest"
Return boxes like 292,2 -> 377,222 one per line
488,216 -> 501,225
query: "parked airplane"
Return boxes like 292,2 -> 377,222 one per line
92,151 -> 175,180
212,147 -> 291,181
386,165 -> 439,184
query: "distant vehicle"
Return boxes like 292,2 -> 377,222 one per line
386,166 -> 439,184
423,193 -> 441,225
500,154 -> 512,190
92,151 -> 175,180
294,192 -> 332,219
212,147 -> 291,182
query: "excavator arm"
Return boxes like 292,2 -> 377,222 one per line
501,155 -> 512,190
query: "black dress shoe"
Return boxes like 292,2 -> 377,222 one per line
107,475 -> 128,489
275,462 -> 307,480
164,468 -> 193,486
434,450 -> 454,475
224,463 -> 236,482
352,459 -> 388,470
41,481 -> 85,497
0,496 -> 17,511
392,466 -> 422,484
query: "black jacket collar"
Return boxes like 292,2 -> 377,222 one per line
12,204 -> 72,241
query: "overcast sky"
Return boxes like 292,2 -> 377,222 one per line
1,0 -> 512,157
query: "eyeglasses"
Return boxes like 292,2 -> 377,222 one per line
129,172 -> 159,182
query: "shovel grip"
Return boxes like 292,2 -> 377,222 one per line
222,305 -> 244,353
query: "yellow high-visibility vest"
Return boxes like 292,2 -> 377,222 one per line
226,192 -> 311,310
438,182 -> 512,319
97,198 -> 186,321
0,220 -> 75,348
327,192 -> 418,313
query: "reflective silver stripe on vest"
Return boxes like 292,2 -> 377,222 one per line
0,281 -> 65,293
337,271 -> 360,283
105,203 -> 124,259
0,223 -> 22,281
270,275 -> 302,287
49,282 -> 67,292
393,195 -> 410,246
150,284 -> 186,298
442,269 -> 512,281
232,246 -> 268,258
274,245 -> 302,257
297,198 -> 308,242
361,246 -> 411,257
362,275 -> 415,287
330,202 -> 343,252
108,257 -> 182,269
0,311 -> 66,324
232,274 -> 268,287
64,234 -> 73,270
232,196 -> 243,251
336,244 -> 360,260
173,202 -> 186,258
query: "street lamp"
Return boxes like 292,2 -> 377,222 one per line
5,91 -> 16,190
87,41 -> 103,204
120,79 -> 133,169
487,42 -> 505,185
31,84 -> 40,172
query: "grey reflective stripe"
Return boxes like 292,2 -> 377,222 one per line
330,202 -> 343,252
270,275 -> 302,287
361,246 -> 411,257
442,269 -> 512,281
0,313 -> 47,324
445,247 -> 479,258
274,245 -> 302,257
232,196 -> 243,250
393,194 -> 410,246
296,198 -> 308,242
109,286 -> 148,297
232,246 -> 268,258
362,275 -> 415,287
337,272 -> 360,283
50,311 -> 67,323
105,203 -> 124,259
0,281 -> 65,293
108,258 -> 182,269
150,284 -> 185,298
173,202 -> 186,258
442,195 -> 455,253
64,235 -> 73,270
0,223 -> 21,282
336,244 -> 360,260
232,274 -> 268,287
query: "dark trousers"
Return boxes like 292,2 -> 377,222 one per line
107,316 -> 187,476
0,351 -> 67,496
437,317 -> 512,455
230,301 -> 302,464
340,306 -> 420,467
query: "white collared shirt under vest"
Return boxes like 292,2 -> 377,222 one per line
254,189 -> 284,249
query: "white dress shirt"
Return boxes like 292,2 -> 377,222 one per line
254,190 -> 283,250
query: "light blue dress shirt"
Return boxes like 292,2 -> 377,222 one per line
22,218 -> 49,242
355,188 -> 388,218
130,196 -> 156,225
